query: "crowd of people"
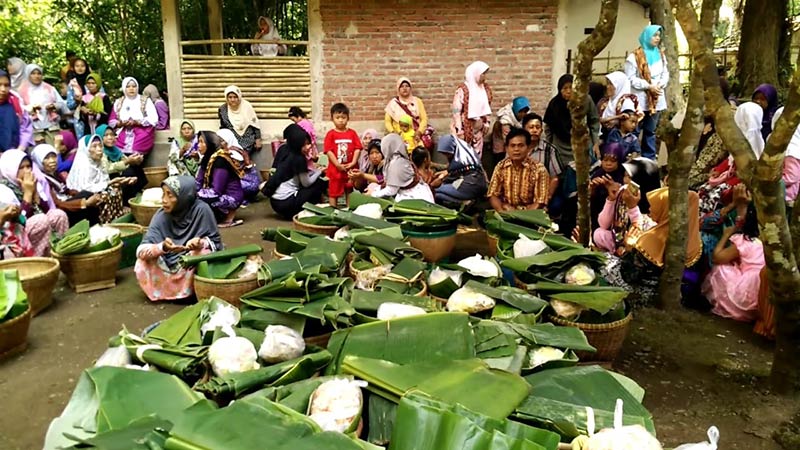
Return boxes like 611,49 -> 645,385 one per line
0,25 -> 782,336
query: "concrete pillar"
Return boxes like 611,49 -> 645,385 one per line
160,0 -> 184,124
207,0 -> 224,55
307,0 -> 325,126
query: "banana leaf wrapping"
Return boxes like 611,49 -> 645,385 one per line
61,417 -> 171,450
501,249 -> 606,280
349,191 -> 394,210
145,298 -> 232,347
242,375 -> 352,413
485,212 -> 582,251
513,365 -> 656,439
261,227 -> 320,255
194,347 -> 332,403
53,219 -> 91,255
0,269 -> 28,323
303,203 -> 402,237
463,280 -> 548,318
390,392 -> 561,450
196,256 -> 248,279
474,320 -> 596,353
497,209 -> 555,230
180,244 -> 263,268
353,232 -> 423,262
239,307 -> 306,334
118,332 -> 208,381
388,199 -> 469,228
349,290 -> 440,314
258,237 -> 351,282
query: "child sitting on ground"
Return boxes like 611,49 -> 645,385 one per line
411,147 -> 442,197
324,103 -> 362,207
605,98 -> 643,160
399,115 -> 422,153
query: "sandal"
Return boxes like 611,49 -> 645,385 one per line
219,219 -> 244,228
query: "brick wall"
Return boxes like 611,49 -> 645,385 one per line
317,0 -> 559,124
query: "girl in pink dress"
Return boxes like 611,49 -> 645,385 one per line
702,203 -> 765,321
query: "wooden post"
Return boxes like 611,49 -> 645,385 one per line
161,0 -> 183,123
207,0 -> 224,56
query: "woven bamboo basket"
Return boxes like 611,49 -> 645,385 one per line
272,248 -> 289,260
0,258 -> 60,316
129,200 -> 161,226
292,214 -> 338,238
0,306 -> 31,361
194,274 -> 262,308
549,312 -> 633,362
348,259 -> 429,298
486,234 -> 499,258
52,243 -> 123,293
402,227 -> 457,263
107,224 -> 146,269
144,166 -> 169,188
304,332 -> 332,348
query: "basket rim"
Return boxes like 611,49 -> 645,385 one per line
52,242 -> 123,260
129,199 -> 162,209
292,214 -> 339,230
0,304 -> 31,329
143,166 -> 168,173
194,273 -> 260,285
272,248 -> 289,259
107,223 -> 146,231
402,226 -> 457,238
0,257 -> 60,281
549,311 -> 633,331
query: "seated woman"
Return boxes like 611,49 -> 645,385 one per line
589,142 -> 626,232
0,184 -> 33,259
358,129 -> 381,172
219,86 -> 262,154
216,128 -> 260,201
0,149 -> 68,256
96,124 -> 147,202
349,139 -> 384,192
55,130 -> 78,180
66,134 -> 137,223
488,128 -> 549,211
168,120 -> 200,177
434,134 -> 487,208
135,175 -> 222,302
702,202 -> 764,321
368,135 -> 434,202
109,77 -> 158,156
195,131 -> 245,227
31,144 -> 104,225
251,16 -> 287,56
142,84 -> 170,131
17,64 -> 67,145
262,124 -> 326,219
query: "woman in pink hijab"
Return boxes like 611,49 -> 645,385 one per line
450,61 -> 493,158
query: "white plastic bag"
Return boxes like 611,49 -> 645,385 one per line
333,226 -> 351,241
352,203 -> 383,219
457,254 -> 500,278
377,302 -> 427,320
308,378 -> 368,433
446,286 -> 495,313
355,264 -> 393,291
574,399 -> 662,450
200,300 -> 241,337
513,234 -> 548,258
428,267 -> 463,287
94,346 -> 132,368
208,336 -> 260,376
258,325 -> 306,363
673,427 -> 719,450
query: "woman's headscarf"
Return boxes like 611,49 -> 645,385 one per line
436,134 -> 481,169
771,107 -> 800,160
56,130 -> 78,174
604,71 -> 631,120
734,102 -> 765,160
222,85 -> 260,134
6,58 -> 26,90
0,148 -> 55,209
94,124 -> 124,162
633,187 -> 701,268
253,16 -> 283,56
66,135 -> 109,193
262,124 -> 309,197
31,144 -> 57,173
359,129 -> 381,171
464,61 -> 492,119
143,84 -> 162,102
544,74 -> 574,142
752,84 -> 779,140
385,77 -> 422,124
143,175 -> 222,269
638,25 -> 664,66
82,73 -> 106,113
175,119 -> 197,154
117,77 -> 146,122
216,128 -> 243,150
622,157 -> 661,214
381,134 -> 416,188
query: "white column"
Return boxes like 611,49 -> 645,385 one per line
161,0 -> 184,122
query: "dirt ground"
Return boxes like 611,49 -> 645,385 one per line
0,200 -> 794,449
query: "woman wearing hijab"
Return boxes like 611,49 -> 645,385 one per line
368,134 -> 434,202
168,120 -> 200,177
65,58 -> 94,137
0,70 -> 33,152
385,77 -> 431,145
734,102 -> 765,160
597,71 -> 631,133
66,135 -> 134,223
433,134 -> 487,208
589,142 -> 627,231
358,128 -> 381,172
625,25 -> 669,160
72,73 -> 111,138
752,84 -> 779,140
96,123 -> 147,202
17,64 -> 67,145
31,144 -> 104,225
135,175 -> 222,302
0,183 -> 34,259
55,130 -> 79,180
262,124 -> 326,219
195,131 -> 245,227
217,128 -> 260,200
109,77 -> 158,155
451,61 -> 493,158
142,84 -> 170,131
219,85 -> 262,154
251,16 -> 287,56
350,139 -> 385,192
492,96 -> 531,163
5,58 -> 26,91
0,149 -> 68,256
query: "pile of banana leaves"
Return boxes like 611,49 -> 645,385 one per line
179,244 -> 263,280
52,220 -> 121,255
0,269 -> 27,324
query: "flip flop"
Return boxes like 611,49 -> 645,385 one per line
219,219 -> 244,228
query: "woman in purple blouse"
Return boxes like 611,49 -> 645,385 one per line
195,131 -> 244,228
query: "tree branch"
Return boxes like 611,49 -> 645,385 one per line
569,0 -> 620,245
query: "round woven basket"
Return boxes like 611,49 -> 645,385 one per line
52,243 -> 123,293
0,258 -> 60,316
144,166 -> 168,188
194,274 -> 261,308
549,312 -> 633,362
402,227 -> 457,263
272,248 -> 289,260
292,214 -> 338,238
486,234 -> 499,258
107,223 -> 146,269
0,306 -> 31,361
348,259 -> 429,298
260,169 -> 271,182
129,200 -> 161,226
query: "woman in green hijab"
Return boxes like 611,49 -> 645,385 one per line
168,119 -> 200,177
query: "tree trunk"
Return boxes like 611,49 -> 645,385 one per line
569,0 -> 620,245
778,11 -> 794,86
735,0 -> 786,95
650,0 -> 685,114
677,0 -> 800,394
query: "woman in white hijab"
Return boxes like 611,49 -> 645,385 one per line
771,106 -> 800,208
598,71 -> 632,131
17,63 -> 67,144
368,134 -> 434,202
734,102 -> 765,160
109,77 -> 158,155
450,61 -> 492,158
218,85 -> 262,154
5,58 -> 26,90
251,16 -> 286,57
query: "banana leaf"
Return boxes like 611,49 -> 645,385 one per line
145,298 -> 232,347
342,356 -> 530,420
259,236 -> 351,282
464,280 -> 547,314
349,191 -> 394,210
297,214 -> 340,226
514,365 -> 655,439
194,347 -> 332,402
367,394 -> 397,446
43,367 -> 203,450
475,320 -> 596,352
239,307 -> 306,334
500,249 -> 606,275
303,202 -> 402,237
498,209 -> 554,229
354,232 -> 422,260
242,375 -> 350,412
521,347 -> 579,374
548,291 -> 629,315
390,392 -> 560,450
0,269 -> 27,323
180,244 -> 263,268
261,227 -> 319,255
119,332 -> 208,381
528,281 -> 626,293
196,256 -> 247,279
349,290 -> 440,313
325,312 -> 476,375
482,345 -> 529,374
390,199 -> 462,221
62,417 -> 171,450
53,219 -> 91,255
485,214 -> 582,251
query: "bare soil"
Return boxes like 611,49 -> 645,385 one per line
0,201 -> 794,449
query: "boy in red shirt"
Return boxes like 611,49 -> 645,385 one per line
324,103 -> 362,207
